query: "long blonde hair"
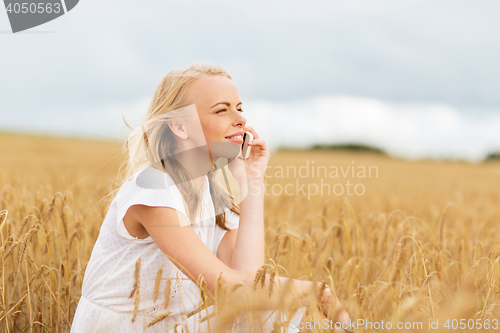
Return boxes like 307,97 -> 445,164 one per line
114,62 -> 240,230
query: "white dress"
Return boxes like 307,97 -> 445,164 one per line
70,165 -> 305,333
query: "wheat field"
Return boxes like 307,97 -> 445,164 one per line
1,131 -> 499,332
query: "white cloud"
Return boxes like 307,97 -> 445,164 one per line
2,92 -> 497,162
243,95 -> 500,162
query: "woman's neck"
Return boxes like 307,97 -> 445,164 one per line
171,145 -> 212,191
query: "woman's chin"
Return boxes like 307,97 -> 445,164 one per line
209,141 -> 241,159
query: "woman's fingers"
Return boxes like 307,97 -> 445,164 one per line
247,139 -> 269,160
247,138 -> 268,151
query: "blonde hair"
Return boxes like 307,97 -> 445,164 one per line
114,62 -> 240,230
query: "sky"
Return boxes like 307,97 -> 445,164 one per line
1,0 -> 499,162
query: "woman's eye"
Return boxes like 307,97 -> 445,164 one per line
216,108 -> 243,114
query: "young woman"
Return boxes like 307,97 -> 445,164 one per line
71,63 -> 350,332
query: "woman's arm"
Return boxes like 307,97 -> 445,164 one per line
225,126 -> 269,272
216,228 -> 238,266
228,178 -> 265,271
128,203 -> 263,296
127,204 -> 348,321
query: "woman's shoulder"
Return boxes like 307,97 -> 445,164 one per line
115,165 -> 181,205
114,165 -> 188,227
121,165 -> 176,192
134,165 -> 175,189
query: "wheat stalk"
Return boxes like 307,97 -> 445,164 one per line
215,272 -> 226,311
199,276 -> 208,305
390,239 -> 405,282
317,281 -> 327,305
351,261 -> 363,294
260,265 -> 267,289
0,293 -> 27,322
15,215 -> 31,241
253,266 -> 266,291
147,311 -> 172,327
44,195 -> 57,224
61,205 -> 69,239
18,226 -> 38,266
268,269 -> 276,298
131,258 -> 141,323
153,265 -> 163,303
0,210 -> 7,230
164,275 -> 172,309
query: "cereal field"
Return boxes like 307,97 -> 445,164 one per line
1,131 -> 499,332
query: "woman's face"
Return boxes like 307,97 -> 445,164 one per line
185,75 -> 247,158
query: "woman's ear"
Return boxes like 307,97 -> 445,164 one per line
168,122 -> 188,140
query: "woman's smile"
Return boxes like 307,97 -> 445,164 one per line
225,131 -> 244,144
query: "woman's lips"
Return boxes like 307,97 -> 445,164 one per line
225,137 -> 243,144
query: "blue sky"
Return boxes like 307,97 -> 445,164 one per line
1,0 -> 499,161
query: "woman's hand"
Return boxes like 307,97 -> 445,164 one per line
320,287 -> 351,332
227,126 -> 270,185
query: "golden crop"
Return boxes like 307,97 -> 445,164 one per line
1,131 -> 499,332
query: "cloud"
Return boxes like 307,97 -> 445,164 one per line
2,90 -> 497,162
243,95 -> 500,162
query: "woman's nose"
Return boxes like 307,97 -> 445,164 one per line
233,109 -> 246,127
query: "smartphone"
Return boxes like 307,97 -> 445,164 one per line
241,131 -> 254,159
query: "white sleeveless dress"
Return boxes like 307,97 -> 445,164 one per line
70,165 -> 305,332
